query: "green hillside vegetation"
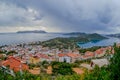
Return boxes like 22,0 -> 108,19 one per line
51,62 -> 74,75
86,33 -> 107,40
41,37 -> 88,49
41,33 -> 108,49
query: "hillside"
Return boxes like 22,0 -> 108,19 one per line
87,33 -> 108,40
41,33 -> 108,49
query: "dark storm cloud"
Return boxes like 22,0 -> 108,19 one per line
0,0 -> 120,33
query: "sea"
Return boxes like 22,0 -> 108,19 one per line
0,33 -> 120,48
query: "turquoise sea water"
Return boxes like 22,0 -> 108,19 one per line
77,37 -> 120,48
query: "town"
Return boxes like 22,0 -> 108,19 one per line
0,41 -> 119,80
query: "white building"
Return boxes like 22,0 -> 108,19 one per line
91,58 -> 109,67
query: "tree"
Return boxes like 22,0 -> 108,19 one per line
41,60 -> 49,69
51,62 -> 74,75
109,43 -> 120,80
84,43 -> 120,80
84,66 -> 110,80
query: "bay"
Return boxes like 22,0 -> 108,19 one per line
0,33 -> 120,48
77,37 -> 120,48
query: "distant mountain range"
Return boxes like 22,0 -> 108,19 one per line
64,32 -> 108,40
17,30 -> 47,33
63,32 -> 86,36
107,33 -> 120,38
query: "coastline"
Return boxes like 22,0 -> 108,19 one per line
0,33 -> 119,49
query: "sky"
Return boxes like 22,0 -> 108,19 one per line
0,0 -> 120,34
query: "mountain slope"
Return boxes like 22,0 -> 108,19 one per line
40,33 -> 108,49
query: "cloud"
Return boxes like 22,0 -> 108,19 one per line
0,1 -> 45,32
0,0 -> 120,33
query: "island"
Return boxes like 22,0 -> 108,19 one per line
17,30 -> 47,33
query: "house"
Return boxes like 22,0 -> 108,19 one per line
2,56 -> 29,72
117,43 -> 120,47
35,53 -> 50,62
0,54 -> 6,58
46,66 -> 52,74
29,56 -> 40,64
82,51 -> 95,60
29,68 -> 40,75
95,48 -> 106,57
105,46 -> 114,54
80,63 -> 93,70
58,53 -> 71,63
58,53 -> 80,63
67,53 -> 80,63
90,58 -> 109,67
72,68 -> 84,74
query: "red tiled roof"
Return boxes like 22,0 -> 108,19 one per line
35,53 -> 49,59
2,56 -> 29,72
58,53 -> 66,57
85,51 -> 94,57
95,49 -> 104,54
58,53 -> 80,58
67,53 -> 79,58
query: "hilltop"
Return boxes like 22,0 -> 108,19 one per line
40,33 -> 108,49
